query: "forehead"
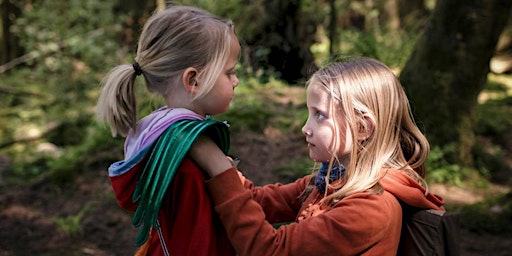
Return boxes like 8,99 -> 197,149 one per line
225,33 -> 240,65
306,82 -> 333,108
307,82 -> 329,99
229,31 -> 240,53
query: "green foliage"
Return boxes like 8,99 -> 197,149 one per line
218,83 -> 274,133
12,0 -> 122,73
424,74 -> 512,186
472,76 -> 512,184
472,141 -> 507,181
274,157 -> 313,183
475,97 -> 512,144
177,0 -> 262,44
426,144 -> 502,188
1,0 -> 510,194
426,145 -> 466,185
5,0 -> 124,128
312,27 -> 420,69
1,0 -> 126,181
52,203 -> 92,236
7,122 -> 123,184
47,124 -> 124,184
217,77 -> 306,134
337,29 -> 420,68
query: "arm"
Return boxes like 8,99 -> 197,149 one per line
207,168 -> 403,256
189,135 -> 233,178
190,137 -> 402,255
190,136 -> 305,223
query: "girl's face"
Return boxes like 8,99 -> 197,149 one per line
302,82 -> 353,165
200,32 -> 240,116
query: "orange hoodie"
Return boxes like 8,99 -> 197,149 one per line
206,167 -> 444,256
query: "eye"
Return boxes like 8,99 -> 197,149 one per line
227,70 -> 236,78
315,111 -> 326,120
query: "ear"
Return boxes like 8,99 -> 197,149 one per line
357,114 -> 375,141
182,67 -> 200,94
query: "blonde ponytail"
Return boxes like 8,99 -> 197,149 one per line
97,64 -> 138,137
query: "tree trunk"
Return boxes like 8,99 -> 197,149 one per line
397,0 -> 428,30
400,0 -> 512,166
0,0 -> 22,65
328,0 -> 337,58
114,0 -> 153,49
382,0 -> 400,30
245,0 -> 318,84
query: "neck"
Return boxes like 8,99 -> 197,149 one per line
166,94 -> 204,117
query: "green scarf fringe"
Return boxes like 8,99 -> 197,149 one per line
131,119 -> 230,246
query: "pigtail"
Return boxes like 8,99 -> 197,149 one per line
97,64 -> 139,137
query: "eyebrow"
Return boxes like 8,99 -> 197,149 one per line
227,63 -> 237,71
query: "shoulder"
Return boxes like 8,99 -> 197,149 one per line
334,190 -> 402,218
381,168 -> 444,209
304,191 -> 402,254
328,190 -> 402,234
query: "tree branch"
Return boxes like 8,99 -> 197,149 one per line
0,85 -> 48,97
0,51 -> 40,73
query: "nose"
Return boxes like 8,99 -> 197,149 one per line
302,122 -> 311,137
233,76 -> 239,88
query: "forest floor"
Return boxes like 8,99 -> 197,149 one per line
0,87 -> 511,255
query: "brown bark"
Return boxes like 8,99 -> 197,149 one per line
400,0 -> 512,166
328,0 -> 337,57
244,0 -> 319,84
114,0 -> 154,49
0,0 -> 22,65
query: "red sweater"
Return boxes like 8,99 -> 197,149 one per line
206,167 -> 444,256
110,158 -> 235,256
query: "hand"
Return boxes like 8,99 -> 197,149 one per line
189,136 -> 233,177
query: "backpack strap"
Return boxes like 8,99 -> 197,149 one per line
397,201 -> 461,256
130,119 -> 230,247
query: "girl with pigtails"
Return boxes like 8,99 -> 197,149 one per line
97,5 -> 240,256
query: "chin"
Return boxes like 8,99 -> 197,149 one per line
310,155 -> 328,163
309,155 -> 321,162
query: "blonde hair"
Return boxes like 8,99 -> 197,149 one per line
308,57 -> 430,204
97,6 -> 235,136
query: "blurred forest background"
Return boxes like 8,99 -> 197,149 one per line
1,0 -> 512,255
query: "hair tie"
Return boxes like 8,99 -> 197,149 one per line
132,62 -> 143,76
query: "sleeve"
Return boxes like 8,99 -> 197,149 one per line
206,167 -> 402,256
246,174 -> 312,224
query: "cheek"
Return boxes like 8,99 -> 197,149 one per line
317,126 -> 336,149
338,126 -> 353,155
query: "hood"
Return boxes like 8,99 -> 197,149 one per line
380,169 -> 444,210
108,107 -> 203,177
107,107 -> 203,211
124,107 -> 203,159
